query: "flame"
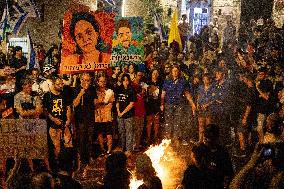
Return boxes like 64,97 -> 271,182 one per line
129,176 -> 143,189
145,139 -> 171,179
129,139 -> 173,189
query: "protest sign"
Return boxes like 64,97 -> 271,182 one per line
0,119 -> 48,159
111,17 -> 145,71
60,9 -> 114,74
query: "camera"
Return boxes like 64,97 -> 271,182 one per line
261,146 -> 274,158
260,142 -> 284,170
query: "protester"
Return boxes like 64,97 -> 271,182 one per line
43,77 -> 72,172
72,73 -> 96,175
161,65 -> 196,145
145,69 -> 163,145
135,154 -> 163,189
0,13 -> 283,189
95,74 -> 114,155
104,152 -> 131,189
116,73 -> 136,155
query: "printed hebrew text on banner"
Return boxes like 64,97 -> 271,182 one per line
60,10 -> 114,74
0,119 -> 48,159
111,17 -> 145,71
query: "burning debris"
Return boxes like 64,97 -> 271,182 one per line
129,139 -> 188,189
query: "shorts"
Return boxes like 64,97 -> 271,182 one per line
49,127 -> 73,149
95,122 -> 112,135
49,128 -> 62,150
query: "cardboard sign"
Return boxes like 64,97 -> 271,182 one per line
0,119 -> 48,159
60,10 -> 115,74
111,17 -> 145,70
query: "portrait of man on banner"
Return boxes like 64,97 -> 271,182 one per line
60,10 -> 114,74
111,17 -> 145,71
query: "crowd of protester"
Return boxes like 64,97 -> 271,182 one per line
0,17 -> 283,189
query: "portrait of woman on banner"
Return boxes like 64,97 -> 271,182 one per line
60,12 -> 111,73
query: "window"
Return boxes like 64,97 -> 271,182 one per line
9,37 -> 28,57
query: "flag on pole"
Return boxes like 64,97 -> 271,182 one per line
0,4 -> 11,54
0,6 -> 12,43
154,12 -> 167,41
27,30 -> 37,69
168,9 -> 182,51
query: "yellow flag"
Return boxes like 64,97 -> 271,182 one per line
168,9 -> 182,51
1,41 -> 8,55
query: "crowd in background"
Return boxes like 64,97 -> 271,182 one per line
0,16 -> 283,189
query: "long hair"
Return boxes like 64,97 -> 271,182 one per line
104,152 -> 131,189
121,73 -> 132,88
135,154 -> 157,183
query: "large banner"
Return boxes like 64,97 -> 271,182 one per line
110,17 -> 145,71
0,119 -> 48,159
60,10 -> 114,74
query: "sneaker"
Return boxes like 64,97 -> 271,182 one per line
106,151 -> 111,156
182,140 -> 189,146
189,139 -> 199,145
234,149 -> 246,158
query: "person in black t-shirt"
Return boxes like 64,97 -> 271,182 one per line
55,148 -> 82,189
236,73 -> 258,156
256,79 -> 278,143
116,74 -> 136,154
145,69 -> 163,145
202,124 -> 234,189
43,77 -> 72,161
72,73 -> 97,168
182,145 -> 211,189
104,152 -> 131,189
9,46 -> 27,91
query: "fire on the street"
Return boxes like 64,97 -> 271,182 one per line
129,139 -> 172,189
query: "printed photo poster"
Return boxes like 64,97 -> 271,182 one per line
60,10 -> 115,74
111,17 -> 145,71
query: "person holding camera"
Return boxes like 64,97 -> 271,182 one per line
230,142 -> 284,189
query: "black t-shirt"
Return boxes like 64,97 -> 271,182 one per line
10,56 -> 28,90
10,56 -> 27,79
56,174 -> 82,189
237,83 -> 258,118
10,56 -> 27,69
206,144 -> 234,189
145,80 -> 163,115
116,86 -> 136,119
182,165 -> 211,189
43,90 -> 72,129
256,92 -> 278,115
73,86 -> 97,124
